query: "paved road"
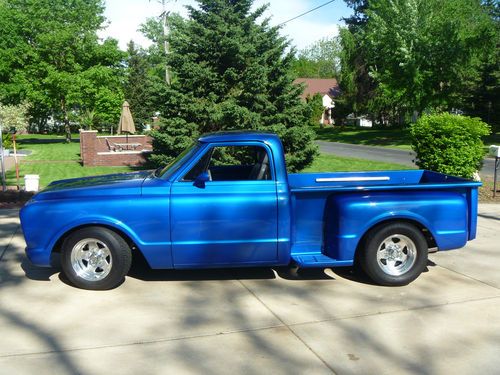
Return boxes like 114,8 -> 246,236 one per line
317,141 -> 497,179
1,206 -> 500,374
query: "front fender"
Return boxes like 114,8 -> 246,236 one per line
21,195 -> 172,268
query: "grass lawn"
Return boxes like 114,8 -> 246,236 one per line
315,126 -> 412,150
315,126 -> 500,151
6,135 -> 144,188
304,153 -> 412,173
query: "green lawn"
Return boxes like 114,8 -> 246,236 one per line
6,135 -> 144,188
315,126 -> 412,150
304,153 -> 411,173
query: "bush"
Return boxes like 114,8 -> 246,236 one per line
410,113 -> 490,179
306,94 -> 324,126
2,133 -> 13,149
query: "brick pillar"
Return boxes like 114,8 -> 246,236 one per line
79,130 -> 98,166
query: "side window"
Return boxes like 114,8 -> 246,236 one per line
182,145 -> 272,181
182,149 -> 212,181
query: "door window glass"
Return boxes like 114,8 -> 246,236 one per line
183,145 -> 271,181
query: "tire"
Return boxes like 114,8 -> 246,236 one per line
61,227 -> 132,290
359,222 -> 428,286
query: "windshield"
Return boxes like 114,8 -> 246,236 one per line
157,142 -> 202,180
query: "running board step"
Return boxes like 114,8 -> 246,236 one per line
292,254 -> 353,268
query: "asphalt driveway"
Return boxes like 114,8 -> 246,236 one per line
1,205 -> 499,374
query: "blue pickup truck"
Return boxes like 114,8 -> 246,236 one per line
20,132 -> 481,290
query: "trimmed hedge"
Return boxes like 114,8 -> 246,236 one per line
410,113 -> 490,179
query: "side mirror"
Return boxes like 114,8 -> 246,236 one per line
194,171 -> 210,188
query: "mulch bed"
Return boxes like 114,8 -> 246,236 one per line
0,188 -> 35,209
479,178 -> 500,203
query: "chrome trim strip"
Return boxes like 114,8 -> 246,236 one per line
315,176 -> 391,182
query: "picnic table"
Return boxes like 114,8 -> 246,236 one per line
115,143 -> 141,151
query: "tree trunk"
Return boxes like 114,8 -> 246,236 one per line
61,98 -> 72,143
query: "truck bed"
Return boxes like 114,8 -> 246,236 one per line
288,170 -> 481,192
287,170 -> 481,268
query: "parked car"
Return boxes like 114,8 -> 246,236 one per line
20,132 -> 481,289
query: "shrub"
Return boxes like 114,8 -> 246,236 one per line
306,94 -> 325,126
2,133 -> 13,149
410,113 -> 490,179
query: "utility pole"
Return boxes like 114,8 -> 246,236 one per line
159,0 -> 176,85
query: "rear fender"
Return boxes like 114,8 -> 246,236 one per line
324,192 -> 468,261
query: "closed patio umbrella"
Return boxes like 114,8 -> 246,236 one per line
117,101 -> 135,143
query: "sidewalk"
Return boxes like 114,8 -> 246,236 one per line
1,205 -> 499,374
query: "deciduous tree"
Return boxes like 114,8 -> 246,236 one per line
0,0 -> 124,140
292,37 -> 341,79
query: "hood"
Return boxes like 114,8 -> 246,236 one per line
33,170 -> 152,201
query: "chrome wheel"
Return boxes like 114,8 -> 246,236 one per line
70,238 -> 113,281
376,234 -> 416,276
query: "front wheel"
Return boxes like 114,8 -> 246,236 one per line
61,227 -> 132,290
359,222 -> 428,286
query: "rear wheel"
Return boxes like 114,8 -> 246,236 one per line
360,222 -> 428,286
61,227 -> 132,290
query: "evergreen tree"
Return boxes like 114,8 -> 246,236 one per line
150,0 -> 317,172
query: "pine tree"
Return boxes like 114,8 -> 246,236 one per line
150,0 -> 317,172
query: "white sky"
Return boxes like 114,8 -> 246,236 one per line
100,0 -> 353,51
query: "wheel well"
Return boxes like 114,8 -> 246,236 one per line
355,219 -> 436,260
52,224 -> 139,255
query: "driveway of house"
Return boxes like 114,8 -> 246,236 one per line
1,205 -> 499,374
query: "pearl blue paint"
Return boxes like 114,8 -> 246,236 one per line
20,132 -> 481,271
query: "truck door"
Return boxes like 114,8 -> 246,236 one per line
170,143 -> 278,267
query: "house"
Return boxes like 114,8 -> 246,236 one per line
294,78 -> 340,126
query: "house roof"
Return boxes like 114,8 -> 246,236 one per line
294,78 -> 340,99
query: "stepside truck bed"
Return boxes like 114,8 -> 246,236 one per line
288,170 -> 480,268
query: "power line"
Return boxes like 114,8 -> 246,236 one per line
278,0 -> 336,26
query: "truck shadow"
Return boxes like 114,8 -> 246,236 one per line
127,252 -> 339,283
330,260 -> 436,286
20,257 -> 60,281
21,249 -> 436,287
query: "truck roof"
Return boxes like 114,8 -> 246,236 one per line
198,131 -> 280,144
